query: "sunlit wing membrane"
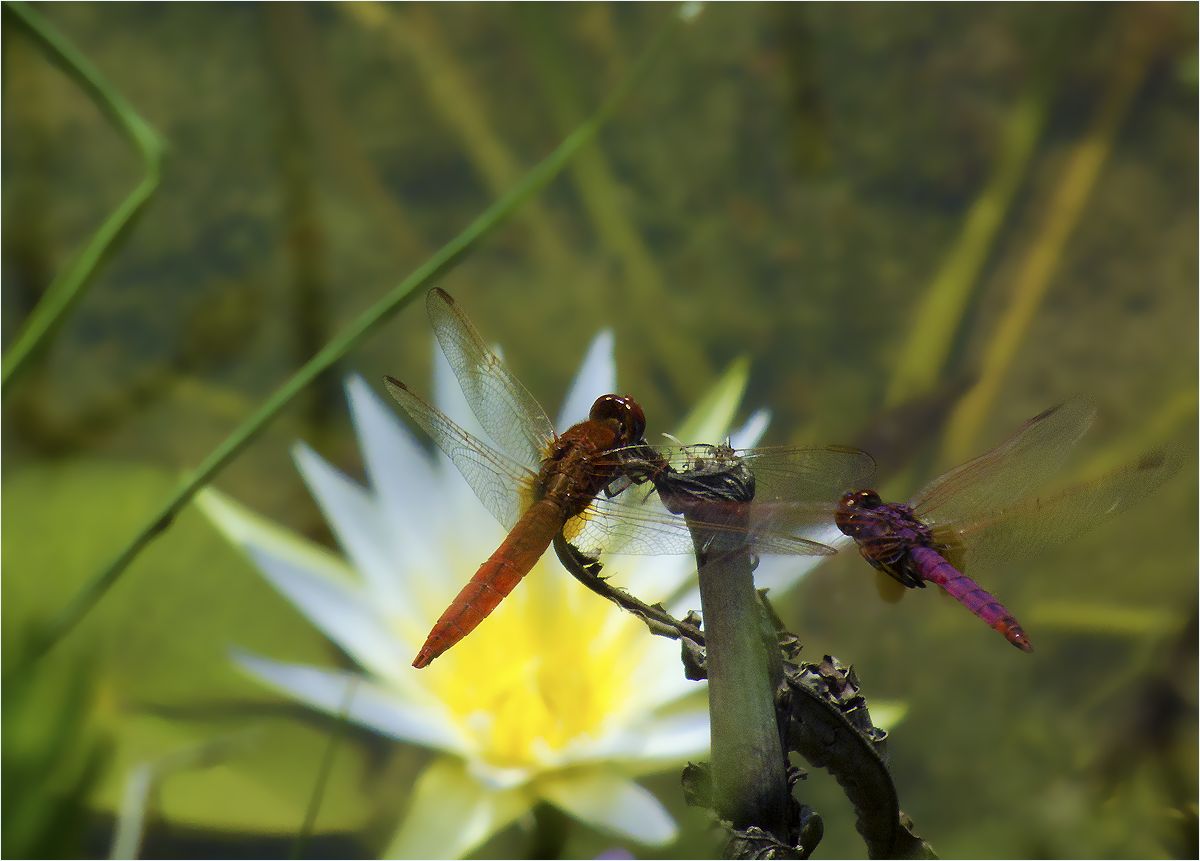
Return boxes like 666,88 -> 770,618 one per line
426,288 -> 557,471
565,489 -> 840,558
383,377 -> 537,530
562,444 -> 874,559
915,398 -> 1096,526
930,444 -> 1183,575
739,445 -> 878,503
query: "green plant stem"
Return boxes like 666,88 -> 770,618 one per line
696,520 -> 790,836
1,1 -> 166,393
347,2 -> 573,274
659,457 -> 791,839
291,678 -> 358,860
20,8 -> 689,667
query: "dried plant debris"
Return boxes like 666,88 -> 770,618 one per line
780,656 -> 934,860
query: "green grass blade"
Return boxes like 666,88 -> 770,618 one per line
19,7 -> 691,667
1,1 -> 166,393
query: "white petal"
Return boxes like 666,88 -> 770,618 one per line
748,554 -> 827,595
575,710 -> 710,769
196,488 -> 350,583
622,639 -> 706,712
539,771 -> 677,846
384,758 -> 532,859
625,710 -> 710,764
345,376 -> 440,548
667,586 -> 704,623
292,441 -> 411,616
556,331 -> 616,431
200,488 -> 422,676
240,541 -> 414,684
234,651 -> 468,755
730,408 -> 771,449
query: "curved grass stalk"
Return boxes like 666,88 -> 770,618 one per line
941,21 -> 1159,463
19,7 -> 691,667
1,1 -> 167,394
884,85 -> 1048,407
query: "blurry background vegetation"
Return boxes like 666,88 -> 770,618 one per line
3,3 -> 1196,858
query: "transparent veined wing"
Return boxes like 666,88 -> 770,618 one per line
565,444 -> 875,558
930,445 -> 1183,574
426,287 -> 557,471
383,376 -> 536,530
915,399 -> 1096,526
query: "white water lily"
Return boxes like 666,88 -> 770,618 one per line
197,331 -> 834,858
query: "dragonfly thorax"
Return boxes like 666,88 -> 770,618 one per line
836,490 -> 935,547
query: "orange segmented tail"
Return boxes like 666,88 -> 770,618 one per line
413,499 -> 563,668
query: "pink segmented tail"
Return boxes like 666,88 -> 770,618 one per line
909,545 -> 1033,652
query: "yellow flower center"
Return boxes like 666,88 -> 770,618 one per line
422,556 -> 648,771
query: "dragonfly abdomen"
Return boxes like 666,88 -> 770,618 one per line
412,498 -> 565,668
908,545 -> 1033,653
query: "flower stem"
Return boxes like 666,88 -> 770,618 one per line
291,678 -> 358,860
17,7 -> 692,669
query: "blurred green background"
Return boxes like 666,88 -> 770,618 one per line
3,3 -> 1196,858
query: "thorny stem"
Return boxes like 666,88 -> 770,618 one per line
16,7 -> 694,669
552,535 -> 705,646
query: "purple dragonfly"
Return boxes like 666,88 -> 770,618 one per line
834,400 -> 1177,652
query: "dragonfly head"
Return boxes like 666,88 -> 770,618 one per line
590,394 -> 647,445
835,489 -> 883,538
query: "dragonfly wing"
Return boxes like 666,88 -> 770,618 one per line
739,444 -> 878,504
384,377 -> 536,530
562,444 -> 875,558
931,445 -> 1183,574
565,489 -> 841,558
915,399 -> 1097,526
426,288 -> 557,470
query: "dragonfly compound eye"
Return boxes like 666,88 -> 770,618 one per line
857,489 -> 882,508
590,394 -> 646,443
836,489 -> 883,538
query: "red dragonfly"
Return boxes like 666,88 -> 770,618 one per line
835,400 -> 1178,652
385,288 -> 875,668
